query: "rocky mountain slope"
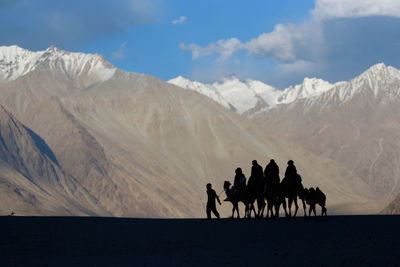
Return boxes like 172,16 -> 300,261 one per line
256,64 -> 400,212
0,104 -> 106,216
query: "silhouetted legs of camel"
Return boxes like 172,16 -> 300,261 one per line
265,195 -> 275,218
287,194 -> 299,218
309,204 -> 317,217
275,194 -> 288,218
256,197 -> 266,218
231,201 -> 240,219
300,197 -> 307,217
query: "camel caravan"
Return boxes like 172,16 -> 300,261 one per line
220,159 -> 327,219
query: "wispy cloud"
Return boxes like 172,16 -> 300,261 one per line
112,42 -> 127,60
180,38 -> 242,60
172,16 -> 186,25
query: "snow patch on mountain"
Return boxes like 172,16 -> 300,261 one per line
169,76 -> 281,114
0,45 -> 116,85
168,76 -> 232,110
278,78 -> 334,104
169,75 -> 333,114
299,63 -> 400,111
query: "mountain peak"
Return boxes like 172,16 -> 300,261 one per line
277,77 -> 333,104
369,62 -> 386,70
0,45 -> 116,85
45,45 -> 59,53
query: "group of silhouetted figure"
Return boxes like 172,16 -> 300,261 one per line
206,159 -> 327,219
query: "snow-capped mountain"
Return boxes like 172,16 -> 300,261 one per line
0,45 -> 116,86
168,76 -> 281,114
169,63 -> 400,116
168,75 -> 334,115
277,77 -> 335,104
299,63 -> 400,111
168,76 -> 234,110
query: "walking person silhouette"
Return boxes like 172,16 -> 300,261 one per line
206,183 -> 221,219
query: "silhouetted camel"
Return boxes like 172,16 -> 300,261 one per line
248,182 -> 266,217
248,160 -> 266,218
280,161 -> 305,218
304,187 -> 327,216
263,159 -> 283,218
223,181 -> 255,218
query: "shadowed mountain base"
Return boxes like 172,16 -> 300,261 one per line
1,215 -> 400,266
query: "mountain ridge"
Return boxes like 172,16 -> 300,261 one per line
168,63 -> 399,116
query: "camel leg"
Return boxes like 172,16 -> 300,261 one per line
312,205 -> 316,216
281,198 -> 288,217
293,196 -> 299,218
274,201 -> 280,218
250,203 -> 256,218
302,198 -> 307,217
288,198 -> 292,218
259,199 -> 266,218
267,200 -> 273,218
258,200 -> 265,218
235,203 -> 240,219
321,206 -> 327,216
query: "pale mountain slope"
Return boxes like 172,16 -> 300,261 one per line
0,105 -> 108,216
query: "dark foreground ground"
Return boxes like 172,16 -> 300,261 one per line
1,215 -> 400,266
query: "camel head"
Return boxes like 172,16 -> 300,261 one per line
223,181 -> 231,191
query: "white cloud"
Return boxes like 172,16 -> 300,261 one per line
180,22 -> 322,62
312,0 -> 400,21
112,42 -> 127,60
244,24 -> 301,61
172,16 -> 187,25
180,38 -> 242,60
180,0 -> 400,63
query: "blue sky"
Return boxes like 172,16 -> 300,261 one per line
1,0 -> 400,89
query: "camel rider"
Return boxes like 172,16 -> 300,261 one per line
247,160 -> 263,186
264,159 -> 280,184
206,183 -> 221,219
284,160 -> 297,183
233,167 -> 246,193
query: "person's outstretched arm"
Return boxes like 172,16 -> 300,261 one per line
216,193 -> 221,205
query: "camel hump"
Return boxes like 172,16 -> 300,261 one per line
316,187 -> 326,201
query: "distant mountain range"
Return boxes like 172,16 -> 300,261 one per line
0,45 -> 399,216
168,75 -> 335,115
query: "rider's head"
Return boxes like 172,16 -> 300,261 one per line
206,183 -> 212,190
288,160 -> 294,166
235,168 -> 242,174
270,159 -> 275,163
252,160 -> 257,166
